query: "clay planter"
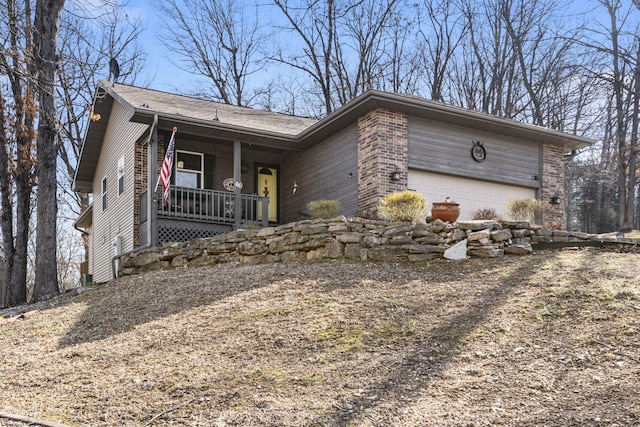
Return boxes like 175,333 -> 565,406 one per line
431,201 -> 460,223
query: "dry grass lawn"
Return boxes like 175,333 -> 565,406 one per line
1,248 -> 639,426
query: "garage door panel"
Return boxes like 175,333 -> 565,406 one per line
408,171 -> 536,220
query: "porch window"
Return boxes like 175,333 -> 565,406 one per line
175,150 -> 203,189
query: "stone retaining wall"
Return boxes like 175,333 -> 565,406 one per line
118,217 -> 597,278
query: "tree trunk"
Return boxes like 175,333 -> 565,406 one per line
32,0 -> 66,302
626,43 -> 640,230
12,87 -> 35,305
0,87 -> 14,308
1,0 -> 36,307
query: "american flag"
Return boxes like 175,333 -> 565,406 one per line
159,127 -> 177,202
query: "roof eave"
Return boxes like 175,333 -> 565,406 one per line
73,203 -> 93,229
130,111 -> 305,151
73,180 -> 93,193
298,90 -> 595,151
73,86 -> 118,192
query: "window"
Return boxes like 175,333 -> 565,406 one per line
175,151 -> 203,189
101,177 -> 107,210
118,157 -> 125,195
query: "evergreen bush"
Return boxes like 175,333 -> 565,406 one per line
307,199 -> 341,219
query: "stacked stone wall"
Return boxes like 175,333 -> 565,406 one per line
119,217 -> 596,277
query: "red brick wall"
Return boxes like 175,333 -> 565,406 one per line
133,140 -> 146,248
541,143 -> 565,227
133,133 -> 166,247
357,109 -> 408,217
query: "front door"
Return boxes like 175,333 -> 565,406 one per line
257,166 -> 278,223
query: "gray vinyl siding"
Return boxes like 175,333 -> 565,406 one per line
281,124 -> 359,223
92,101 -> 148,282
408,116 -> 541,189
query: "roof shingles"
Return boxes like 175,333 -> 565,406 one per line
103,82 -> 317,136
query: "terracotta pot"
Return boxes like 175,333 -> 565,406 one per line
431,201 -> 460,223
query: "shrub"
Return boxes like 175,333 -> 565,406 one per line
472,207 -> 502,221
307,199 -> 341,219
505,199 -> 544,223
378,190 -> 427,222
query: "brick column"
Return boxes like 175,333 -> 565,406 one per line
133,141 -> 146,248
133,132 -> 165,247
541,143 -> 565,227
357,108 -> 408,218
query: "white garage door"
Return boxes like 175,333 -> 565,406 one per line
408,170 -> 537,221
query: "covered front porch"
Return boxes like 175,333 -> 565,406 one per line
137,115 -> 290,248
139,186 -> 269,246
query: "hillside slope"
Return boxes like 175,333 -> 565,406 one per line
1,250 -> 639,426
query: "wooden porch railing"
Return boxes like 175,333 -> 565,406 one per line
141,187 -> 269,227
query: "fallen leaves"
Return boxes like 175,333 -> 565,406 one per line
0,250 -> 639,426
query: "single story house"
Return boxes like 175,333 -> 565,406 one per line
73,82 -> 593,282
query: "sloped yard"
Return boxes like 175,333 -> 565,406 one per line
1,248 -> 639,426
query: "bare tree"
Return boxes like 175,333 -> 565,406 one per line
628,42 -> 640,229
271,0 -> 338,114
457,0 -> 521,116
0,0 -> 37,307
587,0 -> 638,230
376,11 -> 421,94
32,0 -> 67,302
57,2 -> 147,219
332,0 -> 401,104
155,0 -> 267,106
415,0 -> 467,102
272,0 -> 409,114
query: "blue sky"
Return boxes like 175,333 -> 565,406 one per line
124,1 -> 180,91
119,0 -> 636,95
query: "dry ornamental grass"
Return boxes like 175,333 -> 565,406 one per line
1,249 -> 639,426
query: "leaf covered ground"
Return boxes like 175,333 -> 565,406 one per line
1,249 -> 639,426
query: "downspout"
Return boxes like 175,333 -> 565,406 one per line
148,115 -> 159,247
73,224 -> 88,237
111,244 -> 151,281
233,140 -> 242,230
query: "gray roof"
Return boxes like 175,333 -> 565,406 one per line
105,82 -> 318,135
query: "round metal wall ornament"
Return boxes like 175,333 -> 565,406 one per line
471,140 -> 486,162
223,178 -> 235,191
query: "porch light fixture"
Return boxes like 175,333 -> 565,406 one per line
550,193 -> 561,205
390,170 -> 402,182
259,167 -> 273,175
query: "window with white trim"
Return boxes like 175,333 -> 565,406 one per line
175,151 -> 203,189
117,157 -> 125,195
101,177 -> 107,210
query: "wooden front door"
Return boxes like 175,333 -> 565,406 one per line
257,166 -> 278,222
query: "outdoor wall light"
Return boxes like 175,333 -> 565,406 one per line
550,193 -> 562,205
390,170 -> 402,181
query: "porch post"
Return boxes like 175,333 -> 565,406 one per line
233,140 -> 242,230
148,115 -> 159,247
